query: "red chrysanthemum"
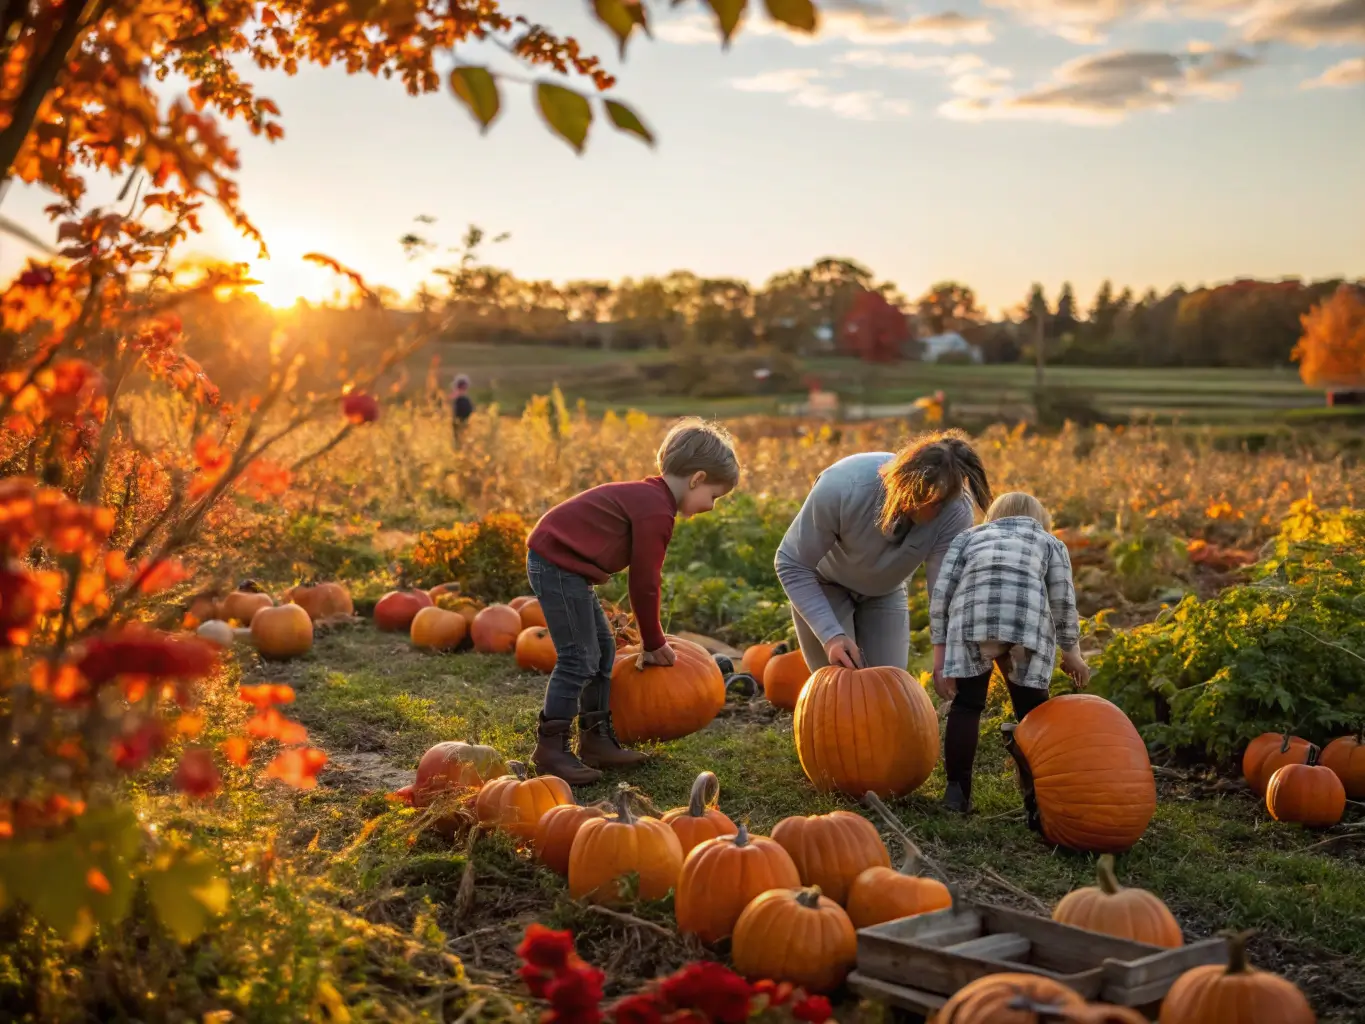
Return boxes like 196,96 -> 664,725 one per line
518,923 -> 576,971
76,627 -> 218,685
791,994 -> 833,1023
612,992 -> 664,1024
660,962 -> 752,1024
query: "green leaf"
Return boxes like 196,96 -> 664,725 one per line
145,849 -> 230,944
536,82 -> 593,154
449,66 -> 501,132
593,0 -> 650,57
604,99 -> 655,146
706,0 -> 748,45
763,0 -> 817,32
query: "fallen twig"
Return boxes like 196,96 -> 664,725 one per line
585,903 -> 676,938
861,792 -> 951,881
979,867 -> 1051,915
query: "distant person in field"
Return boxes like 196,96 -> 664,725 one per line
775,431 -> 991,674
930,491 -> 1090,814
450,374 -> 473,439
525,418 -> 740,785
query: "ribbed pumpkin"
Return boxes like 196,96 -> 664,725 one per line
410,607 -> 468,651
568,788 -> 684,905
731,886 -> 857,993
518,598 -> 548,629
1006,694 -> 1156,853
675,824 -> 802,943
846,838 -> 951,929
991,1003 -> 1148,1024
1157,930 -> 1315,1024
413,741 -> 507,807
475,761 -> 573,841
741,642 -> 787,685
447,597 -> 484,627
793,665 -> 939,798
514,626 -> 557,673
470,604 -> 522,654
1266,746 -> 1345,828
534,800 -> 606,877
286,582 -> 353,621
610,636 -> 725,743
375,588 -> 432,632
222,587 -> 273,626
762,649 -> 811,710
1243,732 -> 1313,797
250,604 -> 313,659
509,596 -> 534,611
1052,854 -> 1182,948
771,809 -> 890,906
662,771 -> 738,855
936,973 -> 1087,1023
1318,733 -> 1365,800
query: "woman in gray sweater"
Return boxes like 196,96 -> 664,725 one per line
774,432 -> 992,671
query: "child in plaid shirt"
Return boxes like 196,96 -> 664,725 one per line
929,491 -> 1090,813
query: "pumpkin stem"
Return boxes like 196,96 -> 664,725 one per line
773,641 -> 789,656
687,771 -> 720,817
1279,733 -> 1292,754
794,886 -> 822,909
1217,928 -> 1256,974
1306,745 -> 1321,768
612,784 -> 637,825
733,822 -> 751,848
507,760 -> 527,781
1095,854 -> 1122,895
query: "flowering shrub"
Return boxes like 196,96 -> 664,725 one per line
407,509 -> 532,600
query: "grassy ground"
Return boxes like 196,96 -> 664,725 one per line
242,623 -> 1365,1022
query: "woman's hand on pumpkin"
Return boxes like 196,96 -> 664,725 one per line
824,634 -> 864,669
642,642 -> 676,666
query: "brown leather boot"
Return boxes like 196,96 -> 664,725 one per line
532,715 -> 602,785
577,711 -> 647,769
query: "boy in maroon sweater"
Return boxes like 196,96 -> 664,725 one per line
526,419 -> 740,784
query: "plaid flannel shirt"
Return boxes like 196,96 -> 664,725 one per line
929,516 -> 1080,689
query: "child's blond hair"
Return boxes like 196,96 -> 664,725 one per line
656,418 -> 740,487
986,491 -> 1053,531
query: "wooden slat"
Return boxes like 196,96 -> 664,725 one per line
846,972 -> 947,1015
979,905 -> 1164,972
945,932 -> 1032,961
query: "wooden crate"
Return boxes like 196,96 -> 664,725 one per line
851,898 -> 1227,1017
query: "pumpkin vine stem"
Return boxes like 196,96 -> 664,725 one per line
612,784 -> 639,824
687,771 -> 720,817
1095,854 -> 1122,895
732,822 -> 751,847
507,760 -> 528,781
1216,928 -> 1257,974
864,790 -> 949,882
795,886 -> 823,909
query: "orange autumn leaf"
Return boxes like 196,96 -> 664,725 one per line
220,735 -> 252,766
104,550 -> 129,581
245,708 -> 308,745
86,868 -> 112,895
137,558 -> 189,594
266,747 -> 328,790
243,459 -> 292,499
238,683 -> 295,710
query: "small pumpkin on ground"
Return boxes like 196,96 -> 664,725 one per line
662,771 -> 738,855
1266,746 -> 1345,828
515,626 -> 557,673
413,741 -> 507,807
518,598 -> 548,629
846,836 -> 951,929
410,607 -> 468,651
471,604 -> 522,654
534,800 -> 607,877
428,582 -> 462,601
222,583 -> 274,626
568,787 -> 684,905
1157,929 -> 1315,1023
374,588 -> 433,632
762,648 -> 811,710
474,760 -> 573,841
1052,854 -> 1183,948
935,972 -> 1087,1022
610,636 -> 726,743
731,886 -> 857,994
509,595 -> 534,611
771,809 -> 890,906
250,604 -> 313,659
195,619 -> 235,647
286,581 -> 353,622
1243,732 -> 1314,797
675,823 -> 802,944
1318,733 -> 1365,800
741,641 -> 787,685
444,596 -> 484,627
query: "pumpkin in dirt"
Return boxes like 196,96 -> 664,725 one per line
762,649 -> 811,710
410,607 -> 468,651
731,886 -> 857,993
534,800 -> 606,877
610,636 -> 725,743
1319,733 -> 1365,800
846,837 -> 951,929
676,823 -> 801,943
195,619 -> 235,647
374,589 -> 433,632
250,604 -> 314,659
935,973 -> 1087,1022
517,598 -> 548,629
475,761 -> 573,841
515,627 -> 557,673
568,788 -> 684,905
662,771 -> 737,855
741,641 -> 787,684
1005,694 -> 1156,854
1266,746 -> 1345,828
771,809 -> 890,906
793,665 -> 939,798
1157,929 -> 1314,1024
286,582 -> 353,621
1052,854 -> 1182,948
1243,732 -> 1313,797
413,741 -> 507,807
471,604 -> 522,654
222,588 -> 274,626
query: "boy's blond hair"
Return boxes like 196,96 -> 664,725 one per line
656,417 -> 740,487
986,491 -> 1052,531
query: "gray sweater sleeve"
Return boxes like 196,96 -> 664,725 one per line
774,474 -> 846,647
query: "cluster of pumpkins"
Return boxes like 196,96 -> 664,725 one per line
189,581 -> 353,659
1242,731 -> 1364,829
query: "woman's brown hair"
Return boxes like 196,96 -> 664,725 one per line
877,429 -> 992,533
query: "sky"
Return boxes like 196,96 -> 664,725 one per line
0,0 -> 1362,317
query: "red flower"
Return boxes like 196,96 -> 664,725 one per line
518,963 -> 552,999
612,993 -> 664,1024
791,994 -> 833,1023
17,267 -> 54,289
111,719 -> 166,771
751,980 -> 794,1008
342,391 -> 380,424
547,961 -> 605,1013
172,747 -> 221,799
518,923 -> 576,970
76,627 -> 218,685
660,963 -> 751,1024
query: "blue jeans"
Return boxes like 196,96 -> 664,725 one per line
526,550 -> 616,720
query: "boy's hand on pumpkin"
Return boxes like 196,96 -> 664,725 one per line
642,643 -> 676,667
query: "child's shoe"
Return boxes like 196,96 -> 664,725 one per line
577,711 -> 648,769
943,781 -> 974,814
532,714 -> 602,785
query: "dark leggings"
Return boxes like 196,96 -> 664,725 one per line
944,661 -> 1049,795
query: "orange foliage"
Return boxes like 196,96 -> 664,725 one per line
1292,285 -> 1365,388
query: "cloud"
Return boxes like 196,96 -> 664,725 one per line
836,48 -> 986,73
728,68 -> 914,119
657,6 -> 994,47
939,47 -> 1262,124
981,0 -> 1255,44
1242,0 -> 1365,46
1301,55 -> 1365,85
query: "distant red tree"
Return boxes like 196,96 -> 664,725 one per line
840,289 -> 908,364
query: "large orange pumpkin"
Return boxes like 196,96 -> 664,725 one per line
762,649 -> 811,710
675,823 -> 801,943
1052,854 -> 1183,948
1317,734 -> 1365,800
375,588 -> 432,632
518,598 -> 548,629
515,626 -> 557,673
410,607 -> 468,651
471,604 -> 522,654
474,761 -> 573,841
1157,930 -> 1314,1023
534,800 -> 606,877
250,604 -> 314,659
1243,732 -> 1313,797
286,582 -> 353,621
610,636 -> 725,743
1005,694 -> 1156,854
771,809 -> 890,906
741,641 -> 787,685
936,972 -> 1087,1023
413,741 -> 507,807
793,665 -> 939,798
846,838 -> 951,929
731,886 -> 857,994
662,771 -> 737,856
222,587 -> 273,626
1266,746 -> 1345,828
568,789 -> 684,905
